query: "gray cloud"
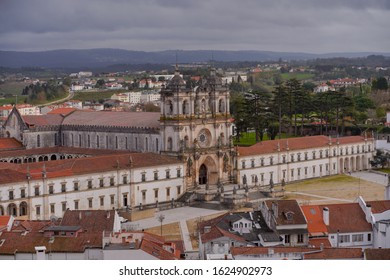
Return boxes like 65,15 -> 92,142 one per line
0,0 -> 389,53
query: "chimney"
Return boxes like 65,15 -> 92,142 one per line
35,246 -> 46,260
323,207 -> 329,226
365,204 -> 372,223
272,202 -> 278,218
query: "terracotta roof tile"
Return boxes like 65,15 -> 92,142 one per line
304,248 -> 363,259
323,203 -> 372,233
365,248 -> 390,260
140,239 -> 177,260
238,135 -> 368,156
47,107 -> 77,116
60,210 -> 115,233
23,114 -> 64,127
62,111 -> 160,129
265,200 -> 307,226
0,216 -> 12,231
367,200 -> 390,214
301,205 -> 328,236
0,138 -> 24,150
231,246 -> 363,259
0,231 -> 101,254
308,238 -> 332,248
201,226 -> 247,243
0,152 -> 181,183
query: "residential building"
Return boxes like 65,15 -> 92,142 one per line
259,200 -> 309,246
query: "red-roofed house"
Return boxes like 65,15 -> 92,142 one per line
260,200 -> 308,247
0,216 -> 14,232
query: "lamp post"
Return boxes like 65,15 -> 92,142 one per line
157,214 -> 165,236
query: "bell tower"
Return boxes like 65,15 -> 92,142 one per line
160,68 -> 234,188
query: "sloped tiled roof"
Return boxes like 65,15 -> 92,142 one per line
367,200 -> 390,214
301,205 -> 328,236
0,138 -> 24,150
140,239 -> 177,260
23,114 -> 64,127
200,226 -> 247,243
0,216 -> 12,231
324,203 -> 372,233
365,248 -> 390,260
0,231 -> 101,255
304,248 -> 363,260
47,107 -> 77,116
238,135 -> 367,156
60,210 -> 115,233
0,152 -> 182,184
264,200 -> 307,226
62,111 -> 160,129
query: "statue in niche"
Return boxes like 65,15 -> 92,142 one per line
201,99 -> 206,113
223,154 -> 229,172
187,157 -> 193,177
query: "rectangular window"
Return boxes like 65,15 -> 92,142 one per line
110,195 -> 115,205
282,156 -> 286,164
261,173 -> 264,181
142,173 -> 146,182
261,158 -> 264,166
242,161 -> 246,169
166,170 -> 170,179
9,190 -> 14,200
305,167 -> 308,175
73,182 -> 79,191
312,151 -> 316,159
122,175 -> 128,184
154,172 -> 158,180
290,154 -> 294,162
291,169 -> 294,177
297,234 -> 304,243
88,198 -> 93,208
123,194 -> 128,207
297,154 -> 301,161
154,189 -> 159,199
352,234 -> 363,242
368,233 -> 371,242
177,169 -> 181,178
177,186 -> 181,196
36,206 -> 41,216
21,189 -> 26,198
142,191 -> 146,201
100,179 -> 104,188
340,235 -> 350,243
320,165 -> 323,173
100,196 -> 104,207
74,200 -> 79,210
284,234 -> 290,244
88,180 -> 93,189
50,204 -> 55,214
48,185 -> 54,194
110,177 -> 114,186
320,151 -> 323,158
61,183 -> 66,193
297,168 -> 301,176
305,153 -> 308,160
35,187 -> 39,196
166,188 -> 170,197
312,166 -> 316,174
62,202 -> 67,212
269,157 -> 273,165
251,160 -> 255,168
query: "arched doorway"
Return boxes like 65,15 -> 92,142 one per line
19,201 -> 28,216
199,164 -> 208,185
7,203 -> 17,216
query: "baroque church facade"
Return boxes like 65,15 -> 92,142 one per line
3,69 -> 235,190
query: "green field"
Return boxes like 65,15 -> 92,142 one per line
73,90 -> 127,102
280,72 -> 315,81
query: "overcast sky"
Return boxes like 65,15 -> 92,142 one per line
1,0 -> 389,53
